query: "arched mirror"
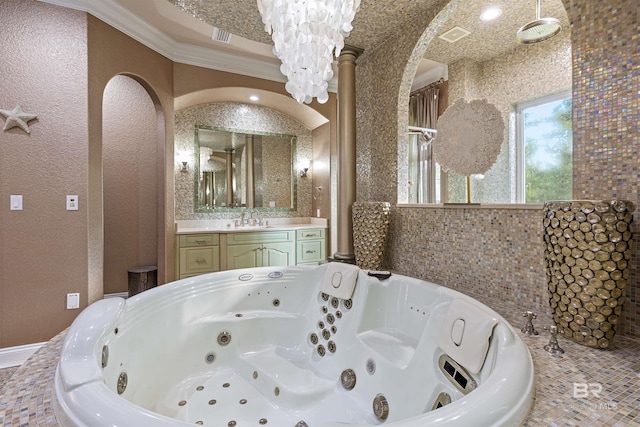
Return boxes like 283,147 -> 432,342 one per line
408,0 -> 571,204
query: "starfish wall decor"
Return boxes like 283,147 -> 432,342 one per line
0,104 -> 38,134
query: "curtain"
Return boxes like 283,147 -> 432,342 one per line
409,87 -> 439,203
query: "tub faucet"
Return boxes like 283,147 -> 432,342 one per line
543,325 -> 564,355
521,311 -> 539,335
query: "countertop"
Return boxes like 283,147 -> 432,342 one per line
175,218 -> 328,235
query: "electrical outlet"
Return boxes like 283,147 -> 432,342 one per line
66,195 -> 78,211
66,293 -> 80,309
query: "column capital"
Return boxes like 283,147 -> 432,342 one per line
338,45 -> 364,62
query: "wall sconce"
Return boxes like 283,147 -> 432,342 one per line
298,159 -> 311,178
180,161 -> 189,173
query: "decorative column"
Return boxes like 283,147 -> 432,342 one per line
543,200 -> 635,348
333,46 -> 361,262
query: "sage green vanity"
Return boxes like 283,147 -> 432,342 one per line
175,220 -> 327,279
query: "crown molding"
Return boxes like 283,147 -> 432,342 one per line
170,42 -> 287,84
37,0 -> 338,93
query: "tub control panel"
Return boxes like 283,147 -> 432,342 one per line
438,354 -> 477,394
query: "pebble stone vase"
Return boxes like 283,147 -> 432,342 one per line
352,201 -> 391,270
543,200 -> 634,348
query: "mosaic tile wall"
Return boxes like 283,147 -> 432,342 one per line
565,0 -> 639,338
387,206 -> 551,323
174,102 -> 313,220
355,0 -> 639,338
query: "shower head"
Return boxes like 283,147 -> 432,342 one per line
516,0 -> 562,44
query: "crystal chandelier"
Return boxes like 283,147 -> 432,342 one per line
257,0 -> 360,104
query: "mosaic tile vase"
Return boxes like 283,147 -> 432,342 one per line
352,201 -> 391,270
543,200 -> 634,348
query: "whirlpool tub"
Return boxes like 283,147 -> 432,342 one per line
54,264 -> 534,426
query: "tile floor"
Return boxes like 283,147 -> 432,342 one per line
0,305 -> 638,426
0,368 -> 18,394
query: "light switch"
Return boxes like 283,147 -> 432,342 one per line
10,195 -> 23,210
66,293 -> 80,309
66,195 -> 79,211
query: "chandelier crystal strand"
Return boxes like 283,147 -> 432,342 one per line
257,0 -> 360,104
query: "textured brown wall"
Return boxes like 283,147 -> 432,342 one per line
173,63 -> 289,100
0,1 -> 175,348
0,0 -> 89,346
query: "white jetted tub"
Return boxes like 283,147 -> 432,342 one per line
54,264 -> 534,426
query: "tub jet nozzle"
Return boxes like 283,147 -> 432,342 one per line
340,369 -> 356,390
117,372 -> 128,395
217,331 -> 232,346
373,393 -> 389,421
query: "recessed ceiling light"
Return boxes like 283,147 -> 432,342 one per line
480,7 -> 503,22
249,95 -> 259,101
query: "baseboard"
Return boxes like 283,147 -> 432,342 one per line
0,342 -> 45,369
104,291 -> 129,299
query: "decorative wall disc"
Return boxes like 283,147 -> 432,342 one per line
433,99 -> 504,175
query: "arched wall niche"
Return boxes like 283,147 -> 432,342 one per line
174,85 -> 335,253
396,0 -> 458,204
100,72 -> 167,294
354,0 -> 453,204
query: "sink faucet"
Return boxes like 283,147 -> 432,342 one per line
252,209 -> 262,226
234,212 -> 246,228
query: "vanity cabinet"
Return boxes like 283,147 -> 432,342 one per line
296,229 -> 326,265
175,227 -> 326,280
225,231 -> 295,270
177,234 -> 220,279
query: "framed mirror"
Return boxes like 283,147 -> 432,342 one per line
194,126 -> 297,211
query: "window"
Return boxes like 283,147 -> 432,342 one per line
516,92 -> 572,203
